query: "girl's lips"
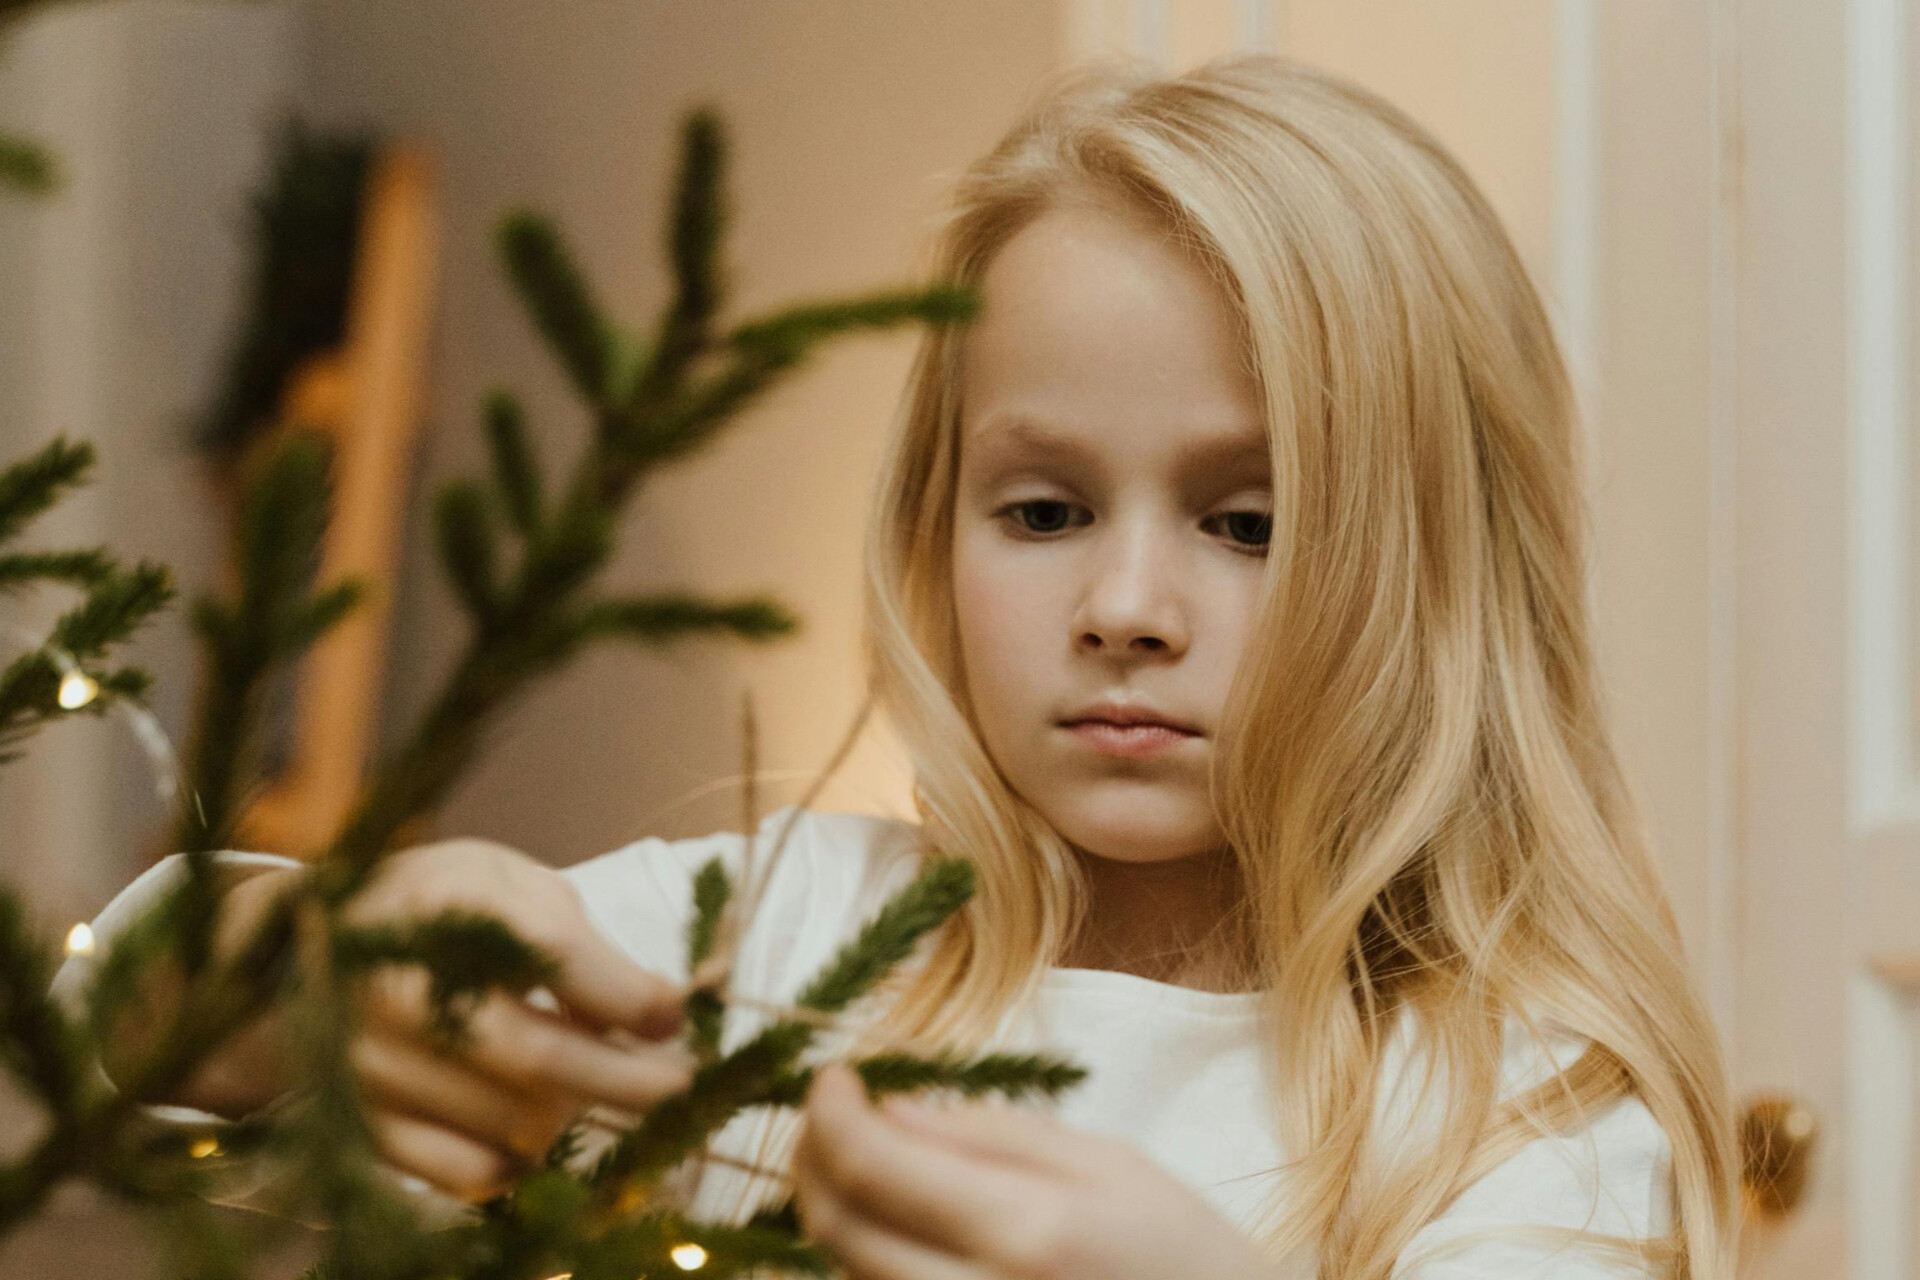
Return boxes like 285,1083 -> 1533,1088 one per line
1063,720 -> 1198,759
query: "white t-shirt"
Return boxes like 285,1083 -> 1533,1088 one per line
50,803 -> 1675,1278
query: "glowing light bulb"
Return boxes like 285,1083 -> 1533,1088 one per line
189,1137 -> 221,1159
669,1242 -> 708,1270
64,923 -> 94,956
57,669 -> 98,709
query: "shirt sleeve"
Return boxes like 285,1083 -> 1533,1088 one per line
1391,1083 -> 1674,1279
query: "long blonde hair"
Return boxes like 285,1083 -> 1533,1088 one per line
799,52 -> 1738,1278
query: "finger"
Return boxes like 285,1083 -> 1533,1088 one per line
366,1105 -> 515,1205
541,892 -> 690,1040
353,1028 -> 579,1162
464,987 -> 697,1108
798,1064 -> 1058,1265
792,1163 -> 980,1280
877,1083 -> 1097,1178
360,965 -> 696,1110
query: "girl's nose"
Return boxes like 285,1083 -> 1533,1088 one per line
1071,526 -> 1189,658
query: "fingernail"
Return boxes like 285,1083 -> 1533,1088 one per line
881,1093 -> 940,1126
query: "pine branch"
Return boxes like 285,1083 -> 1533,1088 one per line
0,548 -> 114,593
176,428 -> 364,855
762,1050 -> 1090,1109
498,211 -> 618,404
434,478 -> 502,626
0,434 -> 94,547
796,856 -> 973,1012
333,907 -> 562,1050
0,98 -> 998,1277
684,857 -> 732,1058
0,560 -> 172,751
0,134 -> 53,195
569,592 -> 798,648
0,889 -> 89,1116
626,106 -> 728,413
483,389 -> 544,537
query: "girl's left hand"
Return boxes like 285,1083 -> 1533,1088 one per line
791,1062 -> 1274,1280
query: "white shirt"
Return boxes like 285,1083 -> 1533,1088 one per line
51,803 -> 1674,1277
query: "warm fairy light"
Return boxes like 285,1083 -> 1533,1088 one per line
539,1274 -> 571,1280
669,1242 -> 708,1270
189,1137 -> 221,1159
64,923 -> 94,956
56,669 -> 98,709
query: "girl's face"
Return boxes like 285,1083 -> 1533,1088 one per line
951,201 -> 1271,866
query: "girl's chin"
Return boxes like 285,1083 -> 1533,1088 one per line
1043,797 -> 1223,864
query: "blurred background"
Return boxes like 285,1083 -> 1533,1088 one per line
0,0 -> 1903,1275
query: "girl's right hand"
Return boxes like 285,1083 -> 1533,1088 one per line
216,838 -> 699,1205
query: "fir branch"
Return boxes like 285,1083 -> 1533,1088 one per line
0,548 -> 114,593
483,388 -> 544,536
0,132 -> 50,193
333,907 -> 562,1049
686,857 -> 730,972
177,427 -> 363,854
0,561 -> 172,751
584,1020 -> 812,1212
0,100 -> 1001,1275
0,434 -> 94,547
764,1050 -> 1090,1109
570,591 -> 798,647
627,106 -> 728,413
498,210 -> 617,404
45,559 -> 173,655
684,857 -> 732,1058
280,578 -> 367,653
796,856 -> 974,1013
727,282 -> 980,357
0,890 -> 88,1115
434,478 -> 502,626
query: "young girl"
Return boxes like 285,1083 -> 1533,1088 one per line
54,52 -> 1739,1280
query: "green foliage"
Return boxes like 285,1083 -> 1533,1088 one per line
0,435 -> 175,765
0,95 -> 999,1279
0,133 -> 55,194
178,427 -> 368,856
333,908 -> 562,1050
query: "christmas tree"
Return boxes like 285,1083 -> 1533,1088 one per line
0,95 -> 1088,1279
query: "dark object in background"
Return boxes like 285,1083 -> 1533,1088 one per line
194,120 -> 374,466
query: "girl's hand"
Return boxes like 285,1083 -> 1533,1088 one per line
211,840 -> 698,1205
792,1062 -> 1274,1280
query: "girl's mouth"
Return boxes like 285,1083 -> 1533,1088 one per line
1062,720 -> 1198,759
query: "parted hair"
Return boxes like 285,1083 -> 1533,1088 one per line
761,52 -> 1736,1279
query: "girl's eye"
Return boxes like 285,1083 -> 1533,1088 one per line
1207,510 -> 1272,552
1000,499 -> 1084,535
995,501 -> 1271,551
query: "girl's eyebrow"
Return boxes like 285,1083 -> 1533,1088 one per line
966,413 -> 1271,477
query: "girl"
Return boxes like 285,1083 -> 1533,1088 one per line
54,51 -> 1739,1280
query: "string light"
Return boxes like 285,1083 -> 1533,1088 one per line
56,669 -> 97,708
669,1242 -> 708,1270
189,1137 -> 221,1159
64,923 -> 94,956
2,623 -> 189,813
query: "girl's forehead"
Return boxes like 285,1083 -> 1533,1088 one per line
952,412 -> 1267,487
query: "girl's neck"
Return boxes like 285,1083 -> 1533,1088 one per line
1058,842 -> 1257,994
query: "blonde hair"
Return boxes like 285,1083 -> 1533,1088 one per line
766,53 -> 1735,1278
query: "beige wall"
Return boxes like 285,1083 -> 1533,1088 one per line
291,0 -> 1060,863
